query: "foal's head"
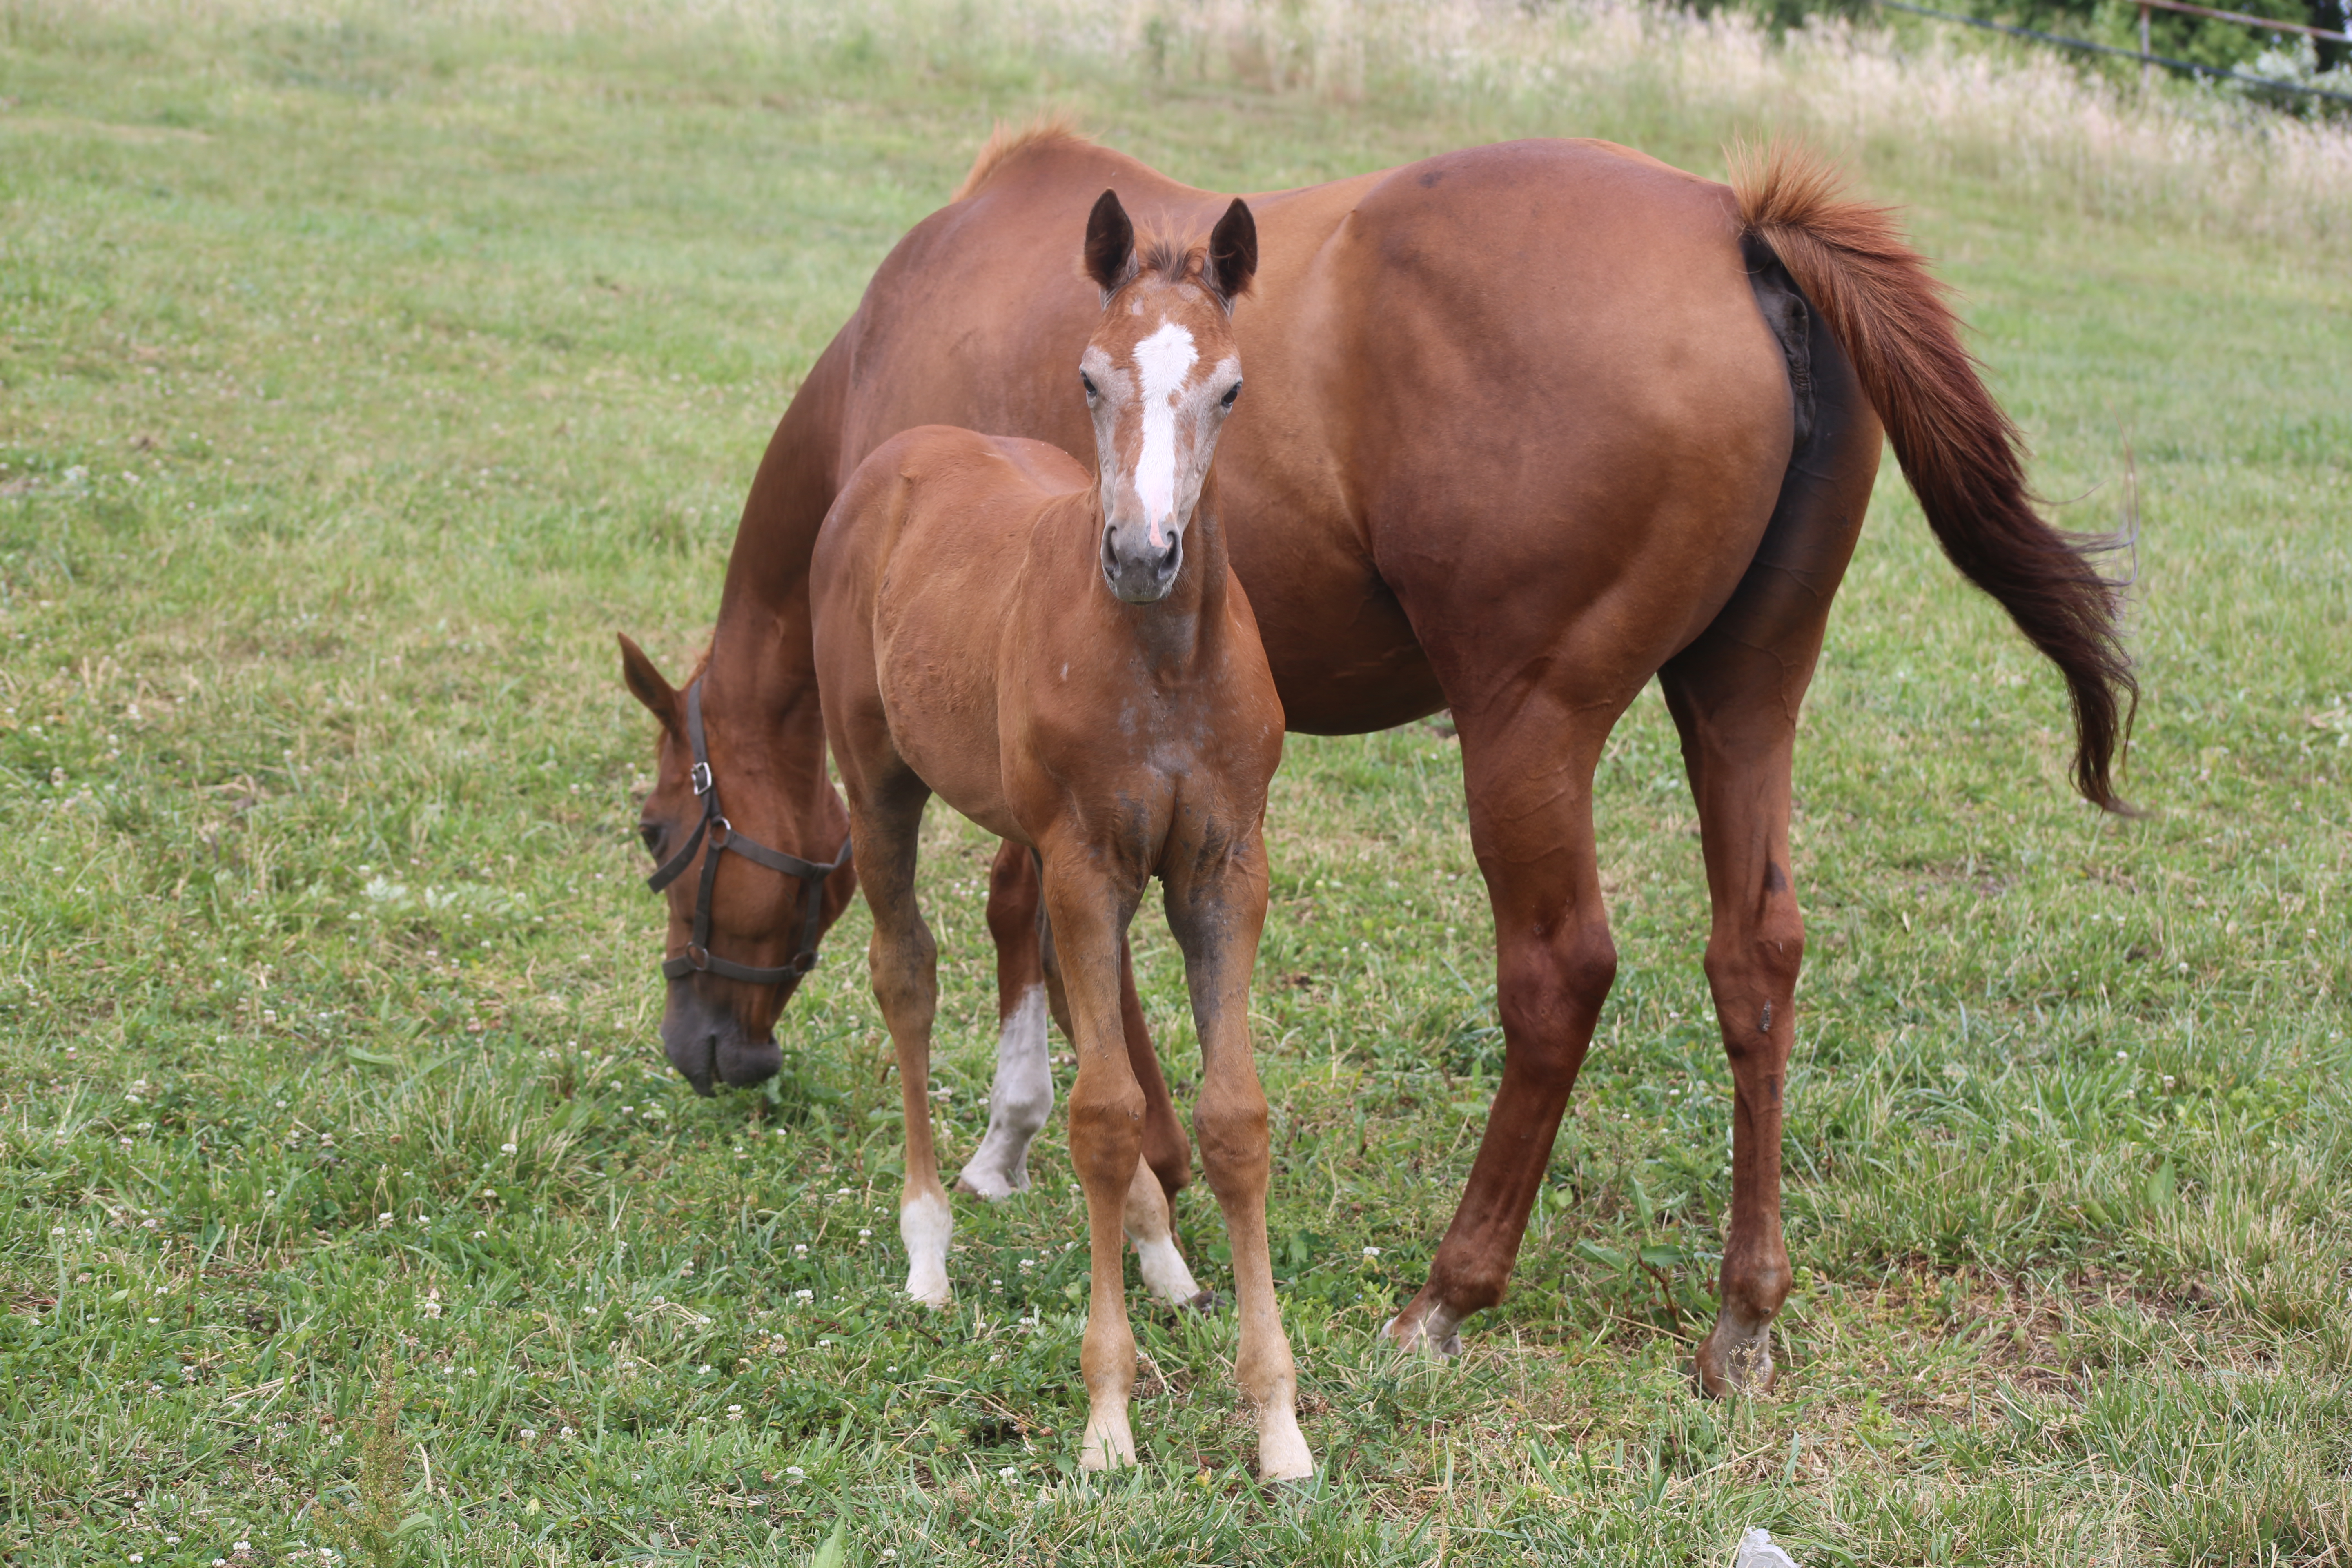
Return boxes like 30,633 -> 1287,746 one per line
1078,189 -> 1257,604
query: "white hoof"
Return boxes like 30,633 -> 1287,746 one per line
1256,1408 -> 1314,1482
900,1189 -> 953,1308
953,1160 -> 1028,1201
1079,1405 -> 1137,1471
1131,1232 -> 1205,1310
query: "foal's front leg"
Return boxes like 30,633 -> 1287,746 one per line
1040,855 -> 1149,1470
1167,849 -> 1312,1480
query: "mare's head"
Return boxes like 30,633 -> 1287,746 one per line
618,634 -> 856,1096
1078,189 -> 1257,604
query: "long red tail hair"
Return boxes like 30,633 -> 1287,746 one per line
1734,144 -> 2137,812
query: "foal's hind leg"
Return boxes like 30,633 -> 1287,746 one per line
961,841 -> 1195,1214
956,842 -> 1056,1200
1660,332 -> 1879,1396
846,771 -> 956,1307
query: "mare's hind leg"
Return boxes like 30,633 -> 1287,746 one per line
846,769 -> 956,1307
1385,693 -> 1625,1355
1660,333 -> 1880,1396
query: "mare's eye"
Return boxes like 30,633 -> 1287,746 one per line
1220,381 -> 1242,410
1080,372 -> 1098,400
638,822 -> 662,854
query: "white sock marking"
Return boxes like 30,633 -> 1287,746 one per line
900,1190 -> 952,1307
1131,1233 -> 1203,1307
956,985 -> 1052,1200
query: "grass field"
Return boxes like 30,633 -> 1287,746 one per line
1,3 -> 2348,1564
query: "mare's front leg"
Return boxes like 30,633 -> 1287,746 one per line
848,771 -> 955,1307
961,842 -> 1196,1213
1386,690 -> 1624,1356
1039,849 -> 1149,1470
1165,840 -> 1312,1479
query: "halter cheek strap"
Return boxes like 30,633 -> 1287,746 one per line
645,680 -> 851,987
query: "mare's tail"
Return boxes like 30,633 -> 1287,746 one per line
1732,144 -> 2137,813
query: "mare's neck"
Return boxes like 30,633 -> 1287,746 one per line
699,501 -> 832,833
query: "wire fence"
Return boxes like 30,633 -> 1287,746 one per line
1876,0 -> 2352,104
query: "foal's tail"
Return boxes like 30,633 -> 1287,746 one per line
1731,144 -> 2138,813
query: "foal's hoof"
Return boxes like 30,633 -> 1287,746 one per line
1381,1296 -> 1463,1359
1694,1319 -> 1777,1398
953,1167 -> 1026,1202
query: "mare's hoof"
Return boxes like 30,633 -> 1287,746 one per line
1694,1322 -> 1776,1398
1181,1288 -> 1222,1314
1381,1300 -> 1464,1359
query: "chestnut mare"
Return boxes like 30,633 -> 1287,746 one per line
619,130 -> 2132,1397
808,192 -> 1306,1476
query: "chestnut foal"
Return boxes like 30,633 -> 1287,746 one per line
808,192 -> 1309,1479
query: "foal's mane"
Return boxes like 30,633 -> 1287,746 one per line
951,112 -> 1093,203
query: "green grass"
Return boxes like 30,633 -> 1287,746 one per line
2,5 -> 2348,1566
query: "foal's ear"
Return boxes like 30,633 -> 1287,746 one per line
1083,188 -> 1136,296
1205,197 -> 1258,307
617,633 -> 684,744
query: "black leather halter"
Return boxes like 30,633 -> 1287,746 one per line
644,680 -> 851,987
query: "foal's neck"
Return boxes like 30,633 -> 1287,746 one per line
1106,469 -> 1232,670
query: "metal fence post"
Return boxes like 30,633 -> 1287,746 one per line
2140,2 -> 2154,86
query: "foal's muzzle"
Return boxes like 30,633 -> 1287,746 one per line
1103,525 -> 1182,604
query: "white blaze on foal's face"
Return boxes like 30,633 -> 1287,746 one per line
1081,281 -> 1242,604
1127,319 -> 1196,544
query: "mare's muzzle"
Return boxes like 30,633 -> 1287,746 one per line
659,980 -> 787,1096
1102,524 -> 1182,604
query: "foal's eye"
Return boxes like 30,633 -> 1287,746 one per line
638,822 -> 662,853
1220,381 -> 1242,410
1080,372 -> 1098,400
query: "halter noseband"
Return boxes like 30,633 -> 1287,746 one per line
644,680 -> 851,987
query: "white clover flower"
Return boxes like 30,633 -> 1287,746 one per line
518,1428 -> 536,1440
501,1143 -> 517,1154
1362,1245 -> 1381,1259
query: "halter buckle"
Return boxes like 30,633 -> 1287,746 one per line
689,760 -> 713,796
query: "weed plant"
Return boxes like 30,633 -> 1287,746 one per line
0,4 -> 2347,1565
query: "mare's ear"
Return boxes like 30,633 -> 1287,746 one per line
1205,197 -> 1258,307
617,633 -> 683,744
1083,188 -> 1136,296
